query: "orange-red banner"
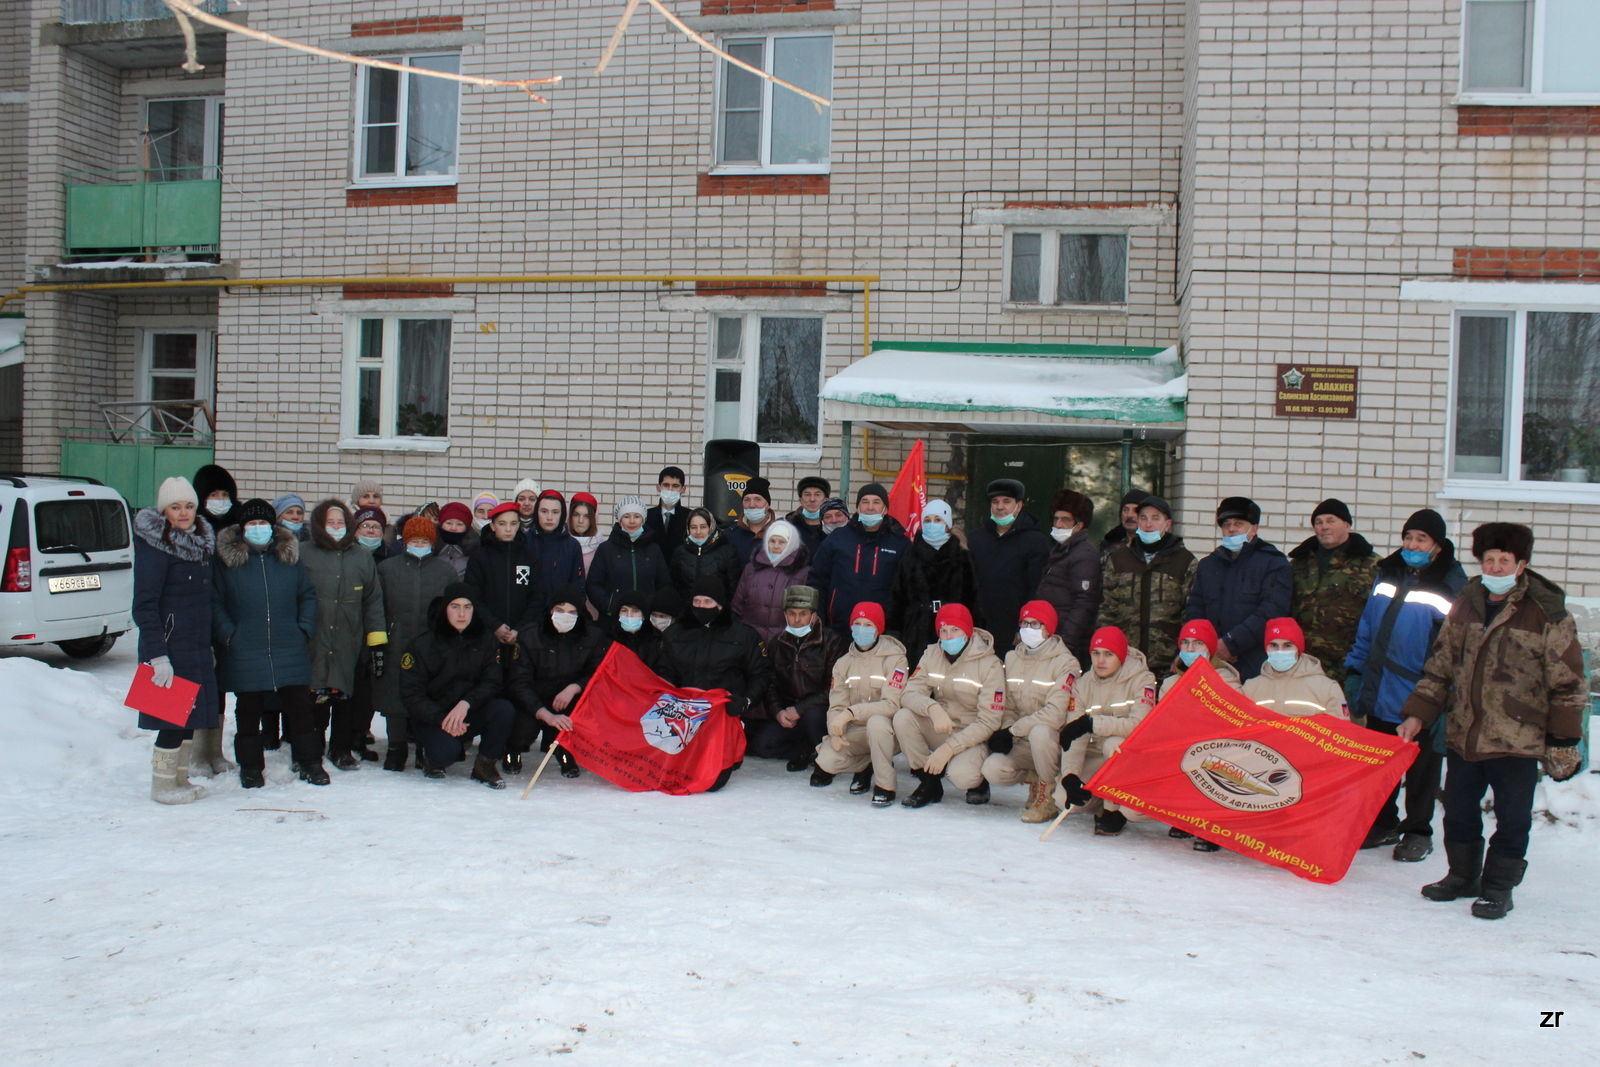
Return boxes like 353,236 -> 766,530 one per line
886,438 -> 927,536
1086,658 -> 1416,883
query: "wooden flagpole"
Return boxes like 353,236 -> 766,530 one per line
519,739 -> 563,799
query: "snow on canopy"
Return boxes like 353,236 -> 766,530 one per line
820,342 -> 1187,423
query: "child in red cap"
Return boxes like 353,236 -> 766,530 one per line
1053,626 -> 1157,837
894,603 -> 1006,807
813,601 -> 911,806
981,600 -> 1082,824
1241,617 -> 1348,720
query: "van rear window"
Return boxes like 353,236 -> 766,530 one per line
34,499 -> 130,554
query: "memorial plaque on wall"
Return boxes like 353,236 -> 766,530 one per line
1274,364 -> 1358,419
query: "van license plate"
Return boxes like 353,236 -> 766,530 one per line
47,574 -> 102,593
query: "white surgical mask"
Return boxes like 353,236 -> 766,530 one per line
784,623 -> 812,638
1018,626 -> 1046,649
1050,527 -> 1073,544
206,499 -> 231,516
659,490 -> 681,507
858,512 -> 884,528
1481,572 -> 1517,595
823,520 -> 848,535
650,614 -> 674,632
551,611 -> 578,633
1265,649 -> 1299,672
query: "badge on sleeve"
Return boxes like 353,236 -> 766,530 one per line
1062,672 -> 1077,693
1142,685 -> 1156,706
991,690 -> 1006,712
889,667 -> 907,690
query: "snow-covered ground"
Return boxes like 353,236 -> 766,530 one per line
2,638 -> 1596,1065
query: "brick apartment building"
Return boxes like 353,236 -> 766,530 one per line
4,0 -> 1598,599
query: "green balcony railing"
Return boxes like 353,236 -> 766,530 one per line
64,168 -> 221,258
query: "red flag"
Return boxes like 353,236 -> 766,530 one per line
1085,658 -> 1416,883
560,644 -> 747,795
886,438 -> 927,536
124,662 -> 201,727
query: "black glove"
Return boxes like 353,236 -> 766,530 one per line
986,730 -> 1014,755
1059,714 -> 1092,748
1059,773 -> 1091,807
727,695 -> 748,718
370,649 -> 385,679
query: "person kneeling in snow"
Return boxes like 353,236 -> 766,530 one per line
894,603 -> 1006,808
1054,626 -> 1156,837
981,600 -> 1081,824
400,583 -> 515,789
1240,618 -> 1348,721
813,602 -> 909,805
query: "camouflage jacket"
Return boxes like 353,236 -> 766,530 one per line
1099,536 -> 1197,674
1288,534 -> 1378,685
1401,570 -> 1588,761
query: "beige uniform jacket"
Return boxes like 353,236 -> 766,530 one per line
1241,653 -> 1349,719
1059,648 -> 1157,779
1157,658 -> 1242,699
826,634 -> 910,730
900,627 -> 1008,754
1005,636 -> 1081,736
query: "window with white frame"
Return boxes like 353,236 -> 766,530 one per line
1006,230 -> 1128,306
354,53 -> 461,184
345,316 -> 452,439
1451,309 -> 1600,485
714,33 -> 832,172
144,97 -> 224,182
139,329 -> 214,437
1461,0 -> 1600,99
709,314 -> 823,446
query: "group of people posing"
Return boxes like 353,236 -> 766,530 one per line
130,462 -> 1587,920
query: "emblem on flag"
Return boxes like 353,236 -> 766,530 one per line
1180,739 -> 1303,812
640,692 -> 715,754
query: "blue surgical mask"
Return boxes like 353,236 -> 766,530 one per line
1178,650 -> 1204,668
858,512 -> 884,528
1136,528 -> 1164,545
851,623 -> 878,648
359,535 -> 383,550
1401,548 -> 1432,568
940,635 -> 968,656
406,545 -> 431,559
619,615 -> 643,634
325,525 -> 346,540
689,534 -> 708,546
282,521 -> 304,534
993,512 -> 1016,527
743,507 -> 767,524
625,526 -> 643,541
1220,533 -> 1248,552
921,522 -> 949,547
785,623 -> 812,638
1481,572 -> 1517,595
801,508 -> 820,520
1265,649 -> 1298,672
243,525 -> 273,547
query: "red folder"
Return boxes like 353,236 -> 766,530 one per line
124,662 -> 201,727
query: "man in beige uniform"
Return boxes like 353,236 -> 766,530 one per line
981,599 -> 1081,823
813,601 -> 910,807
1240,617 -> 1348,720
894,603 -> 1006,808
1055,626 -> 1157,837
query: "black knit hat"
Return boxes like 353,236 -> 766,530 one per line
1402,509 -> 1447,545
856,482 -> 889,506
1120,487 -> 1149,508
1139,494 -> 1173,519
440,581 -> 477,607
986,477 -> 1025,500
237,498 -> 277,526
797,476 -> 831,497
690,574 -> 728,606
1215,496 -> 1260,526
1312,498 -> 1353,525
742,477 -> 771,504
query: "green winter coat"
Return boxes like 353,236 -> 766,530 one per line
1288,533 -> 1378,686
1099,536 -> 1196,673
1401,570 -> 1588,761
300,520 -> 386,695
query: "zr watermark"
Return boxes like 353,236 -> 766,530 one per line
1539,1011 -> 1564,1028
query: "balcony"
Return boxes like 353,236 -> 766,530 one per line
61,1 -> 233,23
45,2 -> 242,69
64,169 -> 221,262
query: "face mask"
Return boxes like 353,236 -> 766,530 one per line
801,508 -> 820,520
1265,649 -> 1299,672
766,547 -> 788,564
743,507 -> 767,525
1050,526 -> 1073,544
1481,572 -> 1517,595
650,614 -> 674,632
823,520 -> 848,535
1136,528 -> 1164,545
406,545 -> 431,559
992,512 -> 1016,527
551,611 -> 578,633
625,525 -> 643,541
785,623 -> 812,638
1220,533 -> 1248,552
325,525 -> 347,540
689,534 -> 709,547
472,518 -> 488,532
440,529 -> 465,545
1178,650 -> 1205,668
282,521 -> 303,534
359,535 -> 384,550
921,522 -> 949,548
206,499 -> 231,516
851,624 -> 877,649
243,525 -> 273,546
659,490 -> 681,507
619,615 -> 644,634
1018,626 -> 1045,649
1401,548 -> 1431,568
692,605 -> 720,627
858,512 -> 884,528
940,635 -> 968,656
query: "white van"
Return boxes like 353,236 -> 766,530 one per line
1,475 -> 134,658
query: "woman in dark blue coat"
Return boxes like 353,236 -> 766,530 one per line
528,490 -> 586,608
212,499 -> 322,787
132,476 -> 220,804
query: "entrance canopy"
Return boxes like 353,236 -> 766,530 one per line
0,316 -> 22,370
820,340 -> 1185,432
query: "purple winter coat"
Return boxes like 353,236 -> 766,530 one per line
731,546 -> 811,642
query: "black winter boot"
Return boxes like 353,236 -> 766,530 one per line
848,769 -> 872,795
1422,838 -> 1484,901
383,746 -> 408,772
556,749 -> 582,779
235,736 -> 265,788
1471,852 -> 1527,920
902,770 -> 944,808
965,780 -> 990,805
809,766 -> 836,787
871,785 -> 896,807
296,761 -> 331,786
1095,810 -> 1128,836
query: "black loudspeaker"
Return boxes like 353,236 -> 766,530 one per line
704,439 -> 761,523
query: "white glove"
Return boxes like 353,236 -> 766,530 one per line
149,656 -> 175,688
